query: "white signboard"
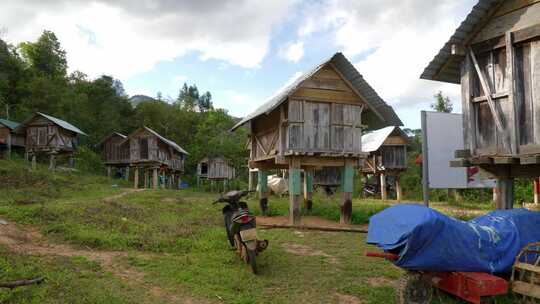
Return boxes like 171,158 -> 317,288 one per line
422,111 -> 495,189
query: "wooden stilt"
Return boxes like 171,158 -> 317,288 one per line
534,178 -> 539,204
496,178 -> 514,209
258,170 -> 269,215
340,161 -> 355,225
31,154 -> 37,170
125,167 -> 130,181
492,187 -> 498,206
69,156 -> 75,168
153,168 -> 158,190
395,176 -> 402,202
134,167 -> 139,189
248,170 -> 254,191
107,166 -> 111,178
380,173 -> 387,200
289,158 -> 302,226
303,170 -> 313,211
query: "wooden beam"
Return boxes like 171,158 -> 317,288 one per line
493,156 -> 519,164
506,31 -> 520,155
470,156 -> 494,165
451,44 -> 465,56
454,149 -> 471,158
472,91 -> 509,103
449,159 -> 471,167
520,155 -> 540,164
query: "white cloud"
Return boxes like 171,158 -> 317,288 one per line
217,90 -> 257,117
296,0 -> 474,118
279,41 -> 304,62
0,0 -> 299,78
172,75 -> 188,85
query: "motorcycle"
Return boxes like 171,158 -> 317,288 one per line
213,190 -> 268,274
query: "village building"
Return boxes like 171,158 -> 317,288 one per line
361,126 -> 409,201
421,0 -> 540,209
0,118 -> 25,159
232,52 -> 401,225
96,132 -> 130,178
196,156 -> 236,190
122,126 -> 188,189
13,112 -> 86,169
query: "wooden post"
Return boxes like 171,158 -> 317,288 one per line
340,161 -> 354,225
289,158 -> 302,226
144,169 -> 149,188
534,178 -> 540,205
125,167 -> 130,181
493,188 -> 498,206
134,167 -> 139,189
303,170 -> 313,211
153,168 -> 158,190
31,154 -> 36,170
258,170 -> 269,215
6,133 -> 11,160
496,178 -> 514,209
380,173 -> 387,201
107,166 -> 111,178
49,154 -> 56,170
395,176 -> 402,202
69,156 -> 75,168
248,170 -> 254,191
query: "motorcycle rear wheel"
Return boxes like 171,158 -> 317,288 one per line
224,216 -> 235,247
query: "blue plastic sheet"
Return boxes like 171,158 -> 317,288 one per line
367,204 -> 540,273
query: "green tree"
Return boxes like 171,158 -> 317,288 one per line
431,91 -> 453,113
0,38 -> 28,119
19,30 -> 67,79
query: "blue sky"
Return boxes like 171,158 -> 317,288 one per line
2,0 -> 477,129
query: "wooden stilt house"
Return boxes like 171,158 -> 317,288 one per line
0,118 -> 25,159
421,0 -> 540,209
231,52 -> 402,225
13,112 -> 86,169
361,126 -> 409,201
197,156 -> 235,190
122,126 -> 188,189
96,132 -> 130,178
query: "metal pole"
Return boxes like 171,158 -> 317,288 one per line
421,111 -> 430,207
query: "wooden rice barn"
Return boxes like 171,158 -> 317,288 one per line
13,112 -> 86,169
231,52 -> 402,225
0,118 -> 25,159
421,0 -> 540,209
196,156 -> 236,191
361,126 -> 409,201
122,126 -> 188,189
96,132 -> 130,178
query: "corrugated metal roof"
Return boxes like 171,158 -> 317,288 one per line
362,126 -> 409,152
0,118 -> 20,130
15,112 -> 87,135
96,132 -> 127,147
231,52 -> 402,131
420,0 -> 504,83
143,126 -> 189,155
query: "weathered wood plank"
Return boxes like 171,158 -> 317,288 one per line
493,156 -> 519,164
449,159 -> 471,167
506,32 -> 520,155
520,155 -> 540,164
454,149 -> 472,158
532,40 -> 540,146
291,87 -> 362,103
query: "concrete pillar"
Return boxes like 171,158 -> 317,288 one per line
49,154 -> 56,170
395,176 -> 402,202
380,173 -> 387,201
153,168 -> 158,190
534,178 -> 539,204
340,161 -> 354,225
258,170 -> 269,215
289,158 -> 302,226
134,167 -> 139,189
31,154 -> 37,170
303,170 -> 313,211
496,178 -> 514,210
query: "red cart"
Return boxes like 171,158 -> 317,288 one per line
366,251 -> 508,304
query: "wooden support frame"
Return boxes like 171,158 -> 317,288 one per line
289,158 -> 302,226
258,170 -> 269,215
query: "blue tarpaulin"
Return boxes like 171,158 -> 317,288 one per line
367,204 -> 540,274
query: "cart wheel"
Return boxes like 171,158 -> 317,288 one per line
395,272 -> 433,304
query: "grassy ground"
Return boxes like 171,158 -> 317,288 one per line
0,159 -> 522,303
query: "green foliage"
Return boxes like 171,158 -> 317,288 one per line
19,30 -> 67,79
74,146 -> 105,174
431,91 -> 453,113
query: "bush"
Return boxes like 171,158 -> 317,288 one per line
74,146 -> 105,174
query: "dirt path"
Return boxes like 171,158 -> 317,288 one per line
0,213 -> 212,304
258,216 -> 368,232
102,188 -> 146,203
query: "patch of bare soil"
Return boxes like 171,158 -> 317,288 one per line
366,277 -> 395,287
0,219 -> 213,304
102,188 -> 145,203
334,292 -> 363,304
258,216 -> 368,232
161,197 -> 185,204
281,243 -> 338,264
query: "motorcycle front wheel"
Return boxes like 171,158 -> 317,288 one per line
247,249 -> 257,274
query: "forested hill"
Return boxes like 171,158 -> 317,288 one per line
0,30 -> 248,174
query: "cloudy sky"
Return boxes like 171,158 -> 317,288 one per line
0,0 -> 476,128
